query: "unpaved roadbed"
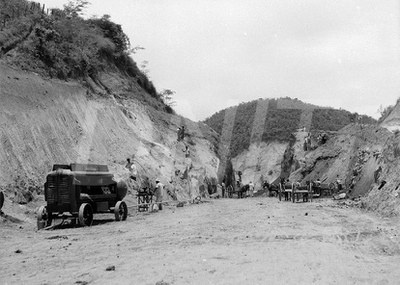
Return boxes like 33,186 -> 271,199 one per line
1,198 -> 400,284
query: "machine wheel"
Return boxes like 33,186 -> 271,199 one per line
114,201 -> 127,221
0,191 -> 4,210
79,203 -> 93,226
37,206 -> 52,229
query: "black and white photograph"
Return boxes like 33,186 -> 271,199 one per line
1,0 -> 400,284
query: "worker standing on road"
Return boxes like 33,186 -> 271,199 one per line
155,179 -> 164,210
249,181 -> 254,197
221,181 -> 226,198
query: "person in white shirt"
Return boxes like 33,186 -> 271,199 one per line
155,179 -> 164,210
125,158 -> 138,181
249,181 -> 254,197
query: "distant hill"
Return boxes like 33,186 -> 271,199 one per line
204,97 -> 376,157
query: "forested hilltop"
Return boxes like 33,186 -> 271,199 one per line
0,0 -> 174,112
204,97 -> 376,158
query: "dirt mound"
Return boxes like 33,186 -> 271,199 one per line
0,62 -> 220,221
289,124 -> 391,195
281,122 -> 400,216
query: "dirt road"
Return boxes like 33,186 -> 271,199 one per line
1,198 -> 400,285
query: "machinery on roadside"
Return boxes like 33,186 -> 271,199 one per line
37,163 -> 128,229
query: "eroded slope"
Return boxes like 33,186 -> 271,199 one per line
0,63 -> 220,209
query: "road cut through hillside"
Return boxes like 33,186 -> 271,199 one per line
1,198 -> 400,285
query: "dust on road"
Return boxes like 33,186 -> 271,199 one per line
1,198 -> 400,285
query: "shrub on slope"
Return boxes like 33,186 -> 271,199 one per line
0,1 -> 159,102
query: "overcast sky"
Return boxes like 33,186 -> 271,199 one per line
41,0 -> 400,121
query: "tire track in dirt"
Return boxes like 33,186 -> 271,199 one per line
1,198 -> 400,284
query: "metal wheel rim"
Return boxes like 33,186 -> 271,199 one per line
115,201 -> 127,221
118,203 -> 125,218
79,203 -> 93,226
83,206 -> 92,224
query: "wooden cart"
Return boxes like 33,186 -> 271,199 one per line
278,182 -> 293,201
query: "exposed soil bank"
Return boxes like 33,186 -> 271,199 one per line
0,62 -> 220,205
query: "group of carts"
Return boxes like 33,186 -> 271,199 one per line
35,162 -> 340,229
278,181 -> 336,202
225,180 -> 336,202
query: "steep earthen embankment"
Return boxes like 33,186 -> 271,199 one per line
231,142 -> 287,186
0,63 -> 220,204
290,124 -> 391,193
364,133 -> 400,216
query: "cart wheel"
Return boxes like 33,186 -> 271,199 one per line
114,201 -> 128,221
79,203 -> 93,226
37,206 -> 52,229
0,191 -> 4,210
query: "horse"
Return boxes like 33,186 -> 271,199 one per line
237,184 -> 249,198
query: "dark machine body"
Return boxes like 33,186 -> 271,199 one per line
38,163 -> 128,229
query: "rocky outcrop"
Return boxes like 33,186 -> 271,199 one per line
381,99 -> 400,132
231,141 -> 288,186
288,124 -> 391,196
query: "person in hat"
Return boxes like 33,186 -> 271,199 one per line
249,181 -> 254,197
155,179 -> 164,210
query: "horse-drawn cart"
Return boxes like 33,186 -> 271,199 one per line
311,182 -> 334,197
226,183 -> 248,198
278,182 -> 293,201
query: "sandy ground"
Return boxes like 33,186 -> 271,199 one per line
1,197 -> 400,285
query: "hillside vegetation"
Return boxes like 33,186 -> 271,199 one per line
0,1 -> 221,208
204,97 -> 376,158
0,0 -> 175,112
